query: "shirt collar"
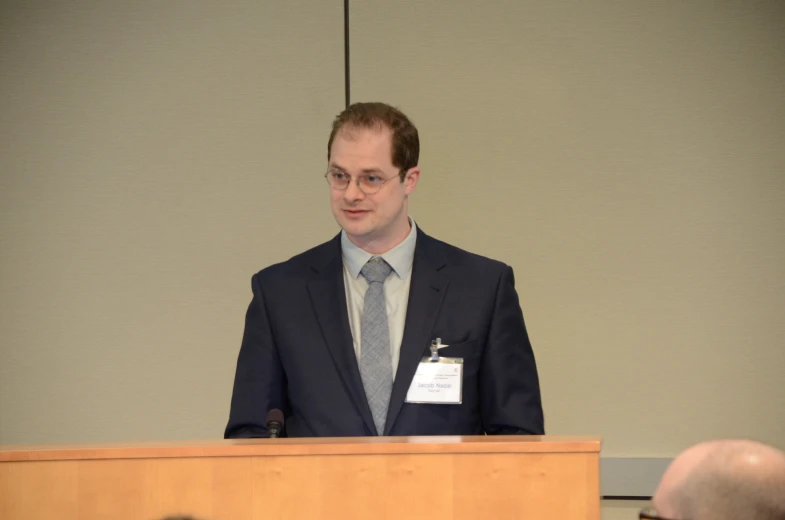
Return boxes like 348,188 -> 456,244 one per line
341,218 -> 418,279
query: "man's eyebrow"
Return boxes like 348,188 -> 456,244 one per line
327,163 -> 385,175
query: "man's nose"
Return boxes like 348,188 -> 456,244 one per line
343,179 -> 365,201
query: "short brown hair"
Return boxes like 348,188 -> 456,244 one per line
327,102 -> 419,181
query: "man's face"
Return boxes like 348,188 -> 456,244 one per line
328,126 -> 419,251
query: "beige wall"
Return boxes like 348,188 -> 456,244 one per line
0,1 -> 344,443
601,500 -> 649,520
0,0 -> 783,474
352,0 -> 785,457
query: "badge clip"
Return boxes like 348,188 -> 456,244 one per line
429,338 -> 449,362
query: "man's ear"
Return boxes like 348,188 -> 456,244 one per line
403,167 -> 420,195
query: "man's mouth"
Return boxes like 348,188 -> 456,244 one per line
342,208 -> 371,220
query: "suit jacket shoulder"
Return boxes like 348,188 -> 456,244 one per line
253,233 -> 341,285
417,231 -> 511,278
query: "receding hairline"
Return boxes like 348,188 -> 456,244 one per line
327,124 -> 403,178
326,102 -> 420,175
331,122 -> 392,144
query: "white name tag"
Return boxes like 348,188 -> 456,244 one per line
405,357 -> 463,404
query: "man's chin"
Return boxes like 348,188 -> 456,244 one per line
341,222 -> 372,238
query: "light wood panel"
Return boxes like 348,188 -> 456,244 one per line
0,435 -> 600,461
0,436 -> 601,520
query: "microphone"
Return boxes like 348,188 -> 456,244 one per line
266,409 -> 284,439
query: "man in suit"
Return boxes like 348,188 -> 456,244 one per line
643,439 -> 785,520
225,102 -> 543,438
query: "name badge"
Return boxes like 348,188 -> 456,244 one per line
405,357 -> 463,405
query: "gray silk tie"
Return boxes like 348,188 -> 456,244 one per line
359,257 -> 394,435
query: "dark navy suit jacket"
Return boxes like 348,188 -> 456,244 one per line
225,229 -> 544,437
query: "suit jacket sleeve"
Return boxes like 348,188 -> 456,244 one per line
224,273 -> 288,438
480,265 -> 545,435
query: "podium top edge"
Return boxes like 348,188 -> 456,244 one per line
0,435 -> 602,462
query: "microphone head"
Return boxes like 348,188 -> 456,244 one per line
266,408 -> 284,426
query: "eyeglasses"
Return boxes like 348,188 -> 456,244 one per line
324,169 -> 398,195
639,507 -> 686,520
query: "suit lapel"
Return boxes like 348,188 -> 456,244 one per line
307,235 -> 377,435
384,232 -> 449,434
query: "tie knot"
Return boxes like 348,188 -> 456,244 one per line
360,257 -> 393,284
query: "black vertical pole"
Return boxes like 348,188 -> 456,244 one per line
344,0 -> 350,108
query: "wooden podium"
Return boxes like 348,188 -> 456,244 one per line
0,435 -> 600,520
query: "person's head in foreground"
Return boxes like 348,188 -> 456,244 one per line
641,439 -> 785,520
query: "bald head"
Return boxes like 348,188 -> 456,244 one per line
653,440 -> 785,520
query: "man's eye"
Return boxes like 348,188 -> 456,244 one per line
331,172 -> 347,180
365,175 -> 382,183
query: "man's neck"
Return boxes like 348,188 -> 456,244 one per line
347,217 -> 412,255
